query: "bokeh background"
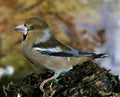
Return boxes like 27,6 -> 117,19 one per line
0,0 -> 120,96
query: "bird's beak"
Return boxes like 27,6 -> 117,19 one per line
14,24 -> 28,35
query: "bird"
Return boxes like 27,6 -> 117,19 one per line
14,17 -> 109,92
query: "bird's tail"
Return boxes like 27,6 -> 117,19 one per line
92,52 -> 110,59
78,51 -> 110,59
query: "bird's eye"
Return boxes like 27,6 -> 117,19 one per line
30,26 -> 34,30
28,26 -> 34,31
24,24 -> 26,26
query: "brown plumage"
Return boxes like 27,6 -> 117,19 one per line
33,36 -> 71,51
14,17 -> 109,91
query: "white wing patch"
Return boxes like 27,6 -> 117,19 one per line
33,47 -> 62,52
34,47 -> 71,61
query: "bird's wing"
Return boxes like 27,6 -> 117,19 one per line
33,47 -> 74,57
33,47 -> 110,59
33,36 -> 109,58
33,36 -> 76,57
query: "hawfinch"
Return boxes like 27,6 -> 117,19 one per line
14,17 -> 109,91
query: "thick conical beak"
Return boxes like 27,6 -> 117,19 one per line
14,24 -> 28,35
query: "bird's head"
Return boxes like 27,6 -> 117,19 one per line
14,17 -> 51,44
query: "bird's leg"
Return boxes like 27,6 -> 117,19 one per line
40,76 -> 54,92
40,73 -> 60,92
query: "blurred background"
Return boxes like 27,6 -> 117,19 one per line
0,0 -> 120,96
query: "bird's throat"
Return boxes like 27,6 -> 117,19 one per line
23,35 -> 27,41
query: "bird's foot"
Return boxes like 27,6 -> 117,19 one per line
40,76 -> 54,92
